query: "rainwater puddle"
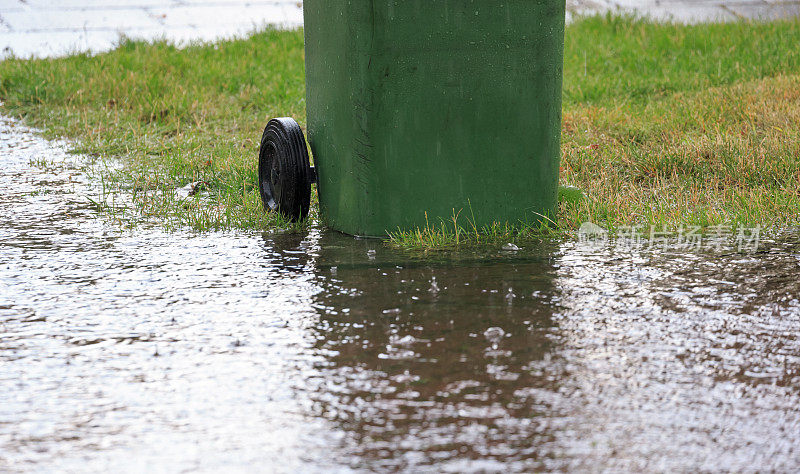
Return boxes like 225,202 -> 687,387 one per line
1,116 -> 799,472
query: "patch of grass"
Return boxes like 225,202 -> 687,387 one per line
559,72 -> 800,233
389,218 -> 561,251
1,29 -> 307,231
2,16 -> 800,245
563,14 -> 800,105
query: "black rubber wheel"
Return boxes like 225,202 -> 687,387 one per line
258,118 -> 312,222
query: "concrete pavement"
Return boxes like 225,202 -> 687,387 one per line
567,0 -> 800,23
0,0 -> 303,58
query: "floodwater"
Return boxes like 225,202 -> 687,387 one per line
1,115 -> 800,472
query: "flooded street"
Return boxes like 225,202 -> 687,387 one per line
2,115 -> 800,471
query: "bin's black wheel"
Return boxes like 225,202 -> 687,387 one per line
258,117 -> 312,222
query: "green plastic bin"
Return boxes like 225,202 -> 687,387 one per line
258,0 -> 566,238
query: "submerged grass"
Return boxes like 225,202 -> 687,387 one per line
2,16 -> 800,246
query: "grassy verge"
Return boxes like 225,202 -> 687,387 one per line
2,16 -> 800,246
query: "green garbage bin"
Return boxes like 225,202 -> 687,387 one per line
258,0 -> 566,238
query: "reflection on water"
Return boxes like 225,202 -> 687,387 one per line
1,116 -> 799,472
306,235 -> 563,471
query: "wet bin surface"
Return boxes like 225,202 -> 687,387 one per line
2,116 -> 800,471
304,1 -> 565,236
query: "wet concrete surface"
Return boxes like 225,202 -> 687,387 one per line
3,0 -> 800,58
2,116 -> 800,471
567,0 -> 800,23
0,0 -> 304,58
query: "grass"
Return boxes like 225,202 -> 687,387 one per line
2,15 -> 800,247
